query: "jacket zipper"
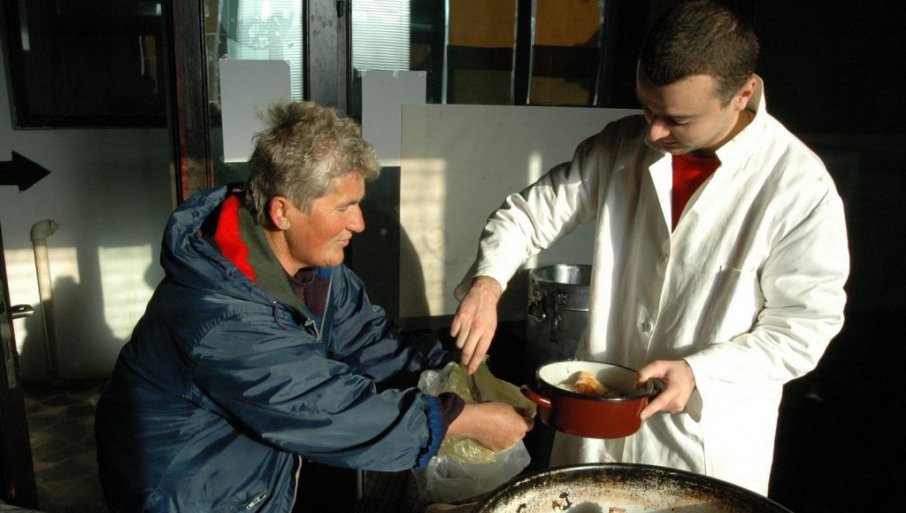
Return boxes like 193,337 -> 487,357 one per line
243,492 -> 269,511
273,275 -> 332,341
305,277 -> 332,341
290,455 -> 302,510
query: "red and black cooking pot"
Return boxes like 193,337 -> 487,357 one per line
521,360 -> 658,439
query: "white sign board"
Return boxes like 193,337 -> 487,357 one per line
361,70 -> 426,166
220,59 -> 291,162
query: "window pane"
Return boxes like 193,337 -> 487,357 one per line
530,0 -> 601,106
204,0 -> 304,185
352,0 -> 410,72
2,0 -> 167,127
206,0 -> 305,102
446,0 -> 517,104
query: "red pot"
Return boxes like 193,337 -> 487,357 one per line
520,360 -> 657,439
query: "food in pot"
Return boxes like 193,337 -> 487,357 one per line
568,371 -> 618,398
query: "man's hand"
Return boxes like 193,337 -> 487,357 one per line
450,276 -> 502,374
446,402 -> 533,451
637,359 -> 696,420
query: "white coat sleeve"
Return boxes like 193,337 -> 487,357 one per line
455,135 -> 604,296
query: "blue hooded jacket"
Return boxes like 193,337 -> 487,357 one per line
95,186 -> 450,513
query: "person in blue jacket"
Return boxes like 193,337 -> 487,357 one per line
94,101 -> 533,513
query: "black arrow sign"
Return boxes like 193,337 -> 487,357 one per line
0,151 -> 51,191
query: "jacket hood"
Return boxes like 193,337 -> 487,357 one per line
160,186 -> 277,308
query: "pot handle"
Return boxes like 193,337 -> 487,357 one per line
649,378 -> 666,397
520,385 -> 552,411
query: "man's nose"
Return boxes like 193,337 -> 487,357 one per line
348,206 -> 365,233
647,117 -> 670,141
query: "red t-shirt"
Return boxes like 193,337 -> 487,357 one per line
672,153 -> 721,230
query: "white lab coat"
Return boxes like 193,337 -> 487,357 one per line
457,79 -> 849,494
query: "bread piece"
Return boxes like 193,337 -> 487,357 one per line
571,371 -> 609,397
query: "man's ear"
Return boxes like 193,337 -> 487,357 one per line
267,196 -> 291,230
734,76 -> 757,110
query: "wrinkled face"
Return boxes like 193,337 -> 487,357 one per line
283,173 -> 366,270
636,72 -> 744,155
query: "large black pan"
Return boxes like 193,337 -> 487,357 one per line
473,464 -> 793,513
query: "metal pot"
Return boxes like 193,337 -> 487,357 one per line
474,464 -> 793,513
525,264 -> 591,370
521,361 -> 656,439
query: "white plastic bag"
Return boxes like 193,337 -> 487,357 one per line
412,361 -> 533,504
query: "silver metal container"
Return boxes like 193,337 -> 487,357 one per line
524,264 -> 591,371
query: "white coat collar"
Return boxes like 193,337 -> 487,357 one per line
714,75 -> 768,168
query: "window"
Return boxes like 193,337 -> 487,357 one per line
349,0 -> 636,110
2,0 -> 167,127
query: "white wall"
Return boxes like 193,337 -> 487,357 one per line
399,104 -> 639,320
1,53 -> 173,382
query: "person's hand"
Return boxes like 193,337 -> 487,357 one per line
450,276 -> 502,374
446,402 -> 533,451
636,359 -> 696,420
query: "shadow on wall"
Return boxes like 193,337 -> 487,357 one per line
17,275 -> 124,384
17,257 -> 164,384
349,166 -> 430,326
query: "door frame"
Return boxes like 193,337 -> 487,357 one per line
0,224 -> 38,509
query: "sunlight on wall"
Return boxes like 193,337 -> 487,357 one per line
5,247 -> 79,348
399,104 -> 629,319
98,245 -> 156,339
399,157 -> 447,316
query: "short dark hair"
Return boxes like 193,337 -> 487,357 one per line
638,0 -> 759,102
245,101 -> 380,226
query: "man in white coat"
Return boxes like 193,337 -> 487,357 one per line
449,0 -> 849,495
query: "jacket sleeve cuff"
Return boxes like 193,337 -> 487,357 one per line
417,393 -> 466,467
437,392 -> 466,433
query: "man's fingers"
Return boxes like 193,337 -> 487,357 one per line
454,326 -> 469,350
461,335 -> 480,368
449,317 -> 462,339
465,335 -> 493,373
640,399 -> 659,420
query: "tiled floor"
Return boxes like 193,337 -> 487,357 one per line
22,379 -> 108,513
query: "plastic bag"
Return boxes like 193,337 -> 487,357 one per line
412,361 -> 535,504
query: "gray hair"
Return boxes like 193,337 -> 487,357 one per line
244,101 -> 380,226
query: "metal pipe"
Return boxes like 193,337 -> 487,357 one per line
30,219 -> 61,385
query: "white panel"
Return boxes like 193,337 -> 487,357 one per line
362,70 -> 426,166
220,59 -> 292,163
400,104 -> 639,318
